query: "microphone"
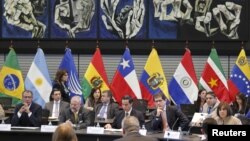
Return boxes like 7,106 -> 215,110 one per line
171,117 -> 179,130
183,125 -> 194,135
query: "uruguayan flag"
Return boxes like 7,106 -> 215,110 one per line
25,48 -> 52,107
59,48 -> 82,100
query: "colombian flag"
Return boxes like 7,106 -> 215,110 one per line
82,48 -> 109,99
0,48 -> 24,101
139,48 -> 170,108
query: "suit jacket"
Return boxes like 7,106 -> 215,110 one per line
59,106 -> 91,129
51,81 -> 70,103
44,101 -> 69,117
11,102 -> 42,127
95,102 -> 119,119
112,109 -> 145,129
149,105 -> 189,131
113,132 -> 158,141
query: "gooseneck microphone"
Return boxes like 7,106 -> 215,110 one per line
171,117 -> 179,131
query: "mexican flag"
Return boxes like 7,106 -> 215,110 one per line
82,48 -> 109,99
199,48 -> 231,103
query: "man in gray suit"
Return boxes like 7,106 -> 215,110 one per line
95,90 -> 119,120
44,88 -> 69,118
113,116 -> 157,141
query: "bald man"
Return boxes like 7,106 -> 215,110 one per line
113,116 -> 157,141
59,96 -> 91,129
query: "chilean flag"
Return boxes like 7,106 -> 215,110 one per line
169,49 -> 198,104
110,48 -> 141,105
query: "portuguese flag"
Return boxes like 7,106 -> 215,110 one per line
82,48 -> 109,99
199,48 -> 230,103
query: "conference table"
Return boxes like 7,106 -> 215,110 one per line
0,127 -> 202,141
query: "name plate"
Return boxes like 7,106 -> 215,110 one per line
139,129 -> 147,136
87,126 -> 104,134
0,124 -> 11,131
41,125 -> 58,132
164,130 -> 181,140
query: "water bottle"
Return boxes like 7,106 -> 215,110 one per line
142,124 -> 146,130
178,126 -> 183,138
140,124 -> 147,136
96,122 -> 100,127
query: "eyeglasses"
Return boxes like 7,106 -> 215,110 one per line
154,99 -> 163,103
23,96 -> 32,99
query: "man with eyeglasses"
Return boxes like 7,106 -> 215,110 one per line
201,91 -> 220,118
149,92 -> 189,132
11,90 -> 42,127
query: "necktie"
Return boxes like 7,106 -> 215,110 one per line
74,112 -> 78,123
99,104 -> 107,118
54,102 -> 59,117
125,112 -> 129,117
208,107 -> 212,114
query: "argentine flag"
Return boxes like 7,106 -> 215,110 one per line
59,48 -> 82,101
25,48 -> 52,107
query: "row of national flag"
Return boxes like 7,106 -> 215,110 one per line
0,47 -> 250,108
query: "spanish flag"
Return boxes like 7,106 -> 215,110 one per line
0,48 -> 24,101
82,48 -> 109,99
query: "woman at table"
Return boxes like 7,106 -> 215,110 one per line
231,93 -> 249,115
215,102 -> 242,125
84,88 -> 101,111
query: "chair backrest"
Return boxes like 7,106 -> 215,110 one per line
180,104 -> 196,118
41,109 -> 50,125
132,99 -> 148,114
0,97 -> 12,109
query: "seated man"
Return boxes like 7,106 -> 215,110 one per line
11,90 -> 42,127
95,90 -> 119,121
59,96 -> 91,129
114,116 -> 158,141
44,88 -> 69,118
105,95 -> 144,129
149,92 -> 189,131
202,91 -> 220,118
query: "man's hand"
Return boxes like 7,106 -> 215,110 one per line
104,123 -> 112,129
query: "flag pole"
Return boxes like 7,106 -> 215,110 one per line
10,40 -> 13,49
241,41 -> 244,49
212,41 -> 215,48
65,40 -> 69,50
96,40 -> 99,48
152,40 -> 155,49
185,40 -> 189,49
37,40 -> 40,49
125,39 -> 128,48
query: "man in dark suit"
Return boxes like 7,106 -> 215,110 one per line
95,90 -> 119,120
149,92 -> 189,131
105,95 -> 144,129
11,90 -> 42,127
44,88 -> 69,118
113,116 -> 157,141
59,95 -> 91,129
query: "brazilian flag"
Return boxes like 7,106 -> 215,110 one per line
0,48 -> 24,104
